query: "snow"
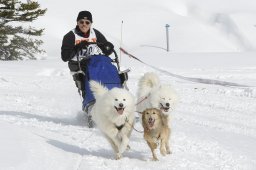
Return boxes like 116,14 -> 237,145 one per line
1,0 -> 256,169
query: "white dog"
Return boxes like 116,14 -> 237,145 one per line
89,80 -> 135,159
137,72 -> 178,121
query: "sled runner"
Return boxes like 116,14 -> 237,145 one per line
69,42 -> 129,117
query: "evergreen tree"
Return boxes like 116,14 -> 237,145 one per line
0,0 -> 47,60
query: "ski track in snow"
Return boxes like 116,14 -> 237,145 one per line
0,65 -> 256,170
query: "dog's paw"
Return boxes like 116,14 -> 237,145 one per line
116,153 -> 122,160
166,150 -> 172,154
126,145 -> 131,151
152,157 -> 159,161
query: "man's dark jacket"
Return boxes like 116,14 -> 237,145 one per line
61,26 -> 108,62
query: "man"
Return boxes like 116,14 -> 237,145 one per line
61,11 -> 114,127
61,11 -> 113,62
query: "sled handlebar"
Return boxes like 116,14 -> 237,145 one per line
83,41 -> 104,46
84,41 -> 115,48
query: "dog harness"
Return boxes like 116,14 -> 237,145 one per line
115,124 -> 125,131
115,117 -> 130,131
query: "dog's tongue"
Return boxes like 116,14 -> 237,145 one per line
148,119 -> 155,127
161,106 -> 169,112
163,108 -> 169,112
117,108 -> 124,115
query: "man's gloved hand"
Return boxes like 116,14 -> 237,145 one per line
99,41 -> 114,56
74,41 -> 88,52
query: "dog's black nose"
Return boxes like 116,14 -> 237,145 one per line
119,103 -> 124,108
149,117 -> 153,122
166,103 -> 170,107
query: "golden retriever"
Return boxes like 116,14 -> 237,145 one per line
142,108 -> 171,161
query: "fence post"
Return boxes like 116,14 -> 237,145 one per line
120,20 -> 124,64
165,24 -> 170,52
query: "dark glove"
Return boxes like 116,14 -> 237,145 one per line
74,41 -> 88,52
98,41 -> 114,56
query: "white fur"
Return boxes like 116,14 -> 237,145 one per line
89,80 -> 135,159
137,72 -> 179,117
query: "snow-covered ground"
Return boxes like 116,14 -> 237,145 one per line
1,54 -> 256,169
1,0 -> 256,169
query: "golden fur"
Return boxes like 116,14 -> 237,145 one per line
142,108 -> 171,161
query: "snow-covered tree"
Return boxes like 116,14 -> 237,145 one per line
0,0 -> 46,60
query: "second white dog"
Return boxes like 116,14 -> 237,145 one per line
89,80 -> 135,159
137,72 -> 178,119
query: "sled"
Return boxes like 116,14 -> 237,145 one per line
82,55 -> 128,110
70,42 -> 129,112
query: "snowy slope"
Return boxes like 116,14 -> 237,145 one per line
34,0 -> 256,57
1,0 -> 256,169
1,55 -> 256,170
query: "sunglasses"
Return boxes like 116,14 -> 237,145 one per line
78,20 -> 91,25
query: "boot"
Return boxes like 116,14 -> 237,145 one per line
86,104 -> 95,128
87,115 -> 94,128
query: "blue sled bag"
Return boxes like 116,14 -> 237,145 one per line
83,55 -> 122,109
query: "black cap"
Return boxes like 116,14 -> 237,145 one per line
76,11 -> 93,22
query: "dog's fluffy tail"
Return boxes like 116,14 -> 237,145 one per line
138,72 -> 160,89
137,72 -> 160,98
89,80 -> 108,99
